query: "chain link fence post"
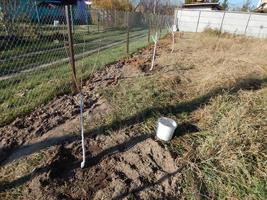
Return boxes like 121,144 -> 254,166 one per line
148,14 -> 151,43
65,5 -> 79,93
126,11 -> 130,54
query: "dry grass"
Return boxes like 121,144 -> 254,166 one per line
157,31 -> 267,96
176,88 -> 267,199
1,32 -> 266,199
103,32 -> 267,199
161,32 -> 267,199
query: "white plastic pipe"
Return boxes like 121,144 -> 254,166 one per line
80,93 -> 86,168
171,31 -> 175,53
150,32 -> 158,71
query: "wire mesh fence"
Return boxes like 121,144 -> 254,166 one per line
0,2 -> 173,126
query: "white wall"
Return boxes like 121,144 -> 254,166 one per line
176,9 -> 267,38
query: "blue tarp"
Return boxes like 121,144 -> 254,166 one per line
1,0 -> 89,24
37,0 -> 89,24
75,0 -> 89,24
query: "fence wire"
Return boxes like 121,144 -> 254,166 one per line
0,3 -> 173,126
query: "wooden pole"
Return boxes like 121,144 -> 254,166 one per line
98,16 -> 100,32
126,11 -> 130,54
65,5 -> 79,92
70,5 -> 74,33
148,14 -> 151,43
34,0 -> 40,24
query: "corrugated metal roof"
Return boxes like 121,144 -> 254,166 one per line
183,3 -> 222,10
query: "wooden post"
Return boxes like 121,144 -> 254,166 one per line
148,14 -> 151,43
70,5 -> 74,33
97,10 -> 100,32
126,11 -> 130,54
159,15 -> 163,36
148,24 -> 151,42
86,6 -> 90,34
65,5 -> 79,92
34,0 -> 40,24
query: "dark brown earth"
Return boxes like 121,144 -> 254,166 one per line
0,43 -> 151,163
22,131 -> 181,200
0,37 -> 182,199
2,31 -> 266,200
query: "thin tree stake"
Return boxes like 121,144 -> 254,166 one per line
80,93 -> 86,168
80,35 -> 86,169
167,23 -> 175,53
150,32 -> 158,71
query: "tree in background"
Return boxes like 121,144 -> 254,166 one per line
91,0 -> 134,30
0,0 -> 39,39
92,0 -> 132,11
184,0 -> 191,4
0,0 -> 20,35
0,7 -> 8,35
221,0 -> 229,10
0,0 -> 20,21
241,0 -> 252,11
184,0 -> 220,4
133,0 -> 173,15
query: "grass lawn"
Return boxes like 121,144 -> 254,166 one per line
98,32 -> 267,199
0,27 -> 149,75
0,29 -> 168,126
0,32 -> 266,199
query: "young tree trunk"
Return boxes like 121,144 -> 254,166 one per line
171,32 -> 175,53
148,22 -> 151,43
126,11 -> 130,54
150,32 -> 158,71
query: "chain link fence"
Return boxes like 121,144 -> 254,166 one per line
0,3 -> 173,126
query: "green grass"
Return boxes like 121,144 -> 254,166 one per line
0,27 -> 149,75
0,31 -> 266,199
1,27 -> 144,57
0,32 -> 155,126
1,25 -> 105,57
99,70 -> 267,199
179,90 -> 267,199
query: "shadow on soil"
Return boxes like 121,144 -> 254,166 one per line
111,168 -> 184,200
1,76 -> 266,167
0,76 -> 266,194
0,134 -> 151,193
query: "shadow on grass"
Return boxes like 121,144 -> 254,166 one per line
1,76 -> 266,167
0,76 -> 266,194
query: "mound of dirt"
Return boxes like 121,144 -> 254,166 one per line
0,42 -> 156,163
1,36 -> 181,199
23,129 -> 181,200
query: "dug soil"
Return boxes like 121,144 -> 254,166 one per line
0,36 -> 182,199
2,32 -> 266,199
